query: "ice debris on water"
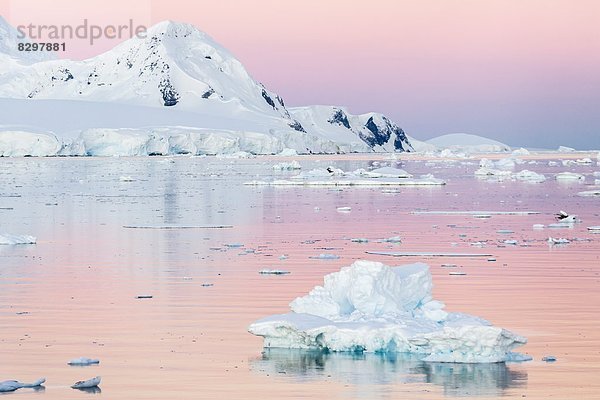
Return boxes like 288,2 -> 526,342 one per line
71,376 -> 101,389
310,254 -> 340,260
0,378 -> 45,392
248,260 -> 528,363
547,237 -> 570,245
259,269 -> 290,275
542,355 -> 557,362
68,357 -> 100,366
272,161 -> 301,170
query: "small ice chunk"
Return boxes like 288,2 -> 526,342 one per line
449,271 -> 467,276
136,295 -> 153,299
503,240 -> 518,245
440,264 -> 458,268
68,357 -> 100,366
0,378 -> 45,392
272,161 -> 301,170
225,243 -> 244,248
547,237 -> 570,245
259,269 -> 290,275
542,355 -> 557,362
336,206 -> 352,213
578,190 -> 600,197
310,254 -> 340,260
514,170 -> 546,183
497,229 -> 514,234
71,376 -> 101,389
380,236 -> 402,243
533,224 -> 545,230
587,226 -> 600,232
119,176 -> 134,182
351,238 -> 369,243
279,255 -> 288,260
0,233 -> 37,245
555,172 -> 585,181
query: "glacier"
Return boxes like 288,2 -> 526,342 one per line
0,18 -> 411,156
248,260 -> 528,363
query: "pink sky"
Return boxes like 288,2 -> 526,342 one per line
1,0 -> 599,148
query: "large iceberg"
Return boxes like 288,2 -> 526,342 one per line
249,260 -> 527,363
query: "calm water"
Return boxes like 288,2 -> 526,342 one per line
1,154 -> 599,399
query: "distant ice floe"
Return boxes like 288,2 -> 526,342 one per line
547,237 -> 570,245
0,233 -> 37,245
272,161 -> 301,170
68,357 -> 100,366
259,269 -> 290,275
475,159 -> 546,182
555,172 -> 585,181
249,260 -> 528,363
578,190 -> 600,197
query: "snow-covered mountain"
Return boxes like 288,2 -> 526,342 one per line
0,19 -> 411,156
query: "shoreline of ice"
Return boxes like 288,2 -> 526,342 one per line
248,260 -> 528,363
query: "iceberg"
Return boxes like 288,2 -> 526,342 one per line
249,260 -> 527,363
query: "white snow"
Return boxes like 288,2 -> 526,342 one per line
248,260 -> 527,363
0,233 -> 37,245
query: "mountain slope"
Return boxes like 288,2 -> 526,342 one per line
0,19 -> 411,155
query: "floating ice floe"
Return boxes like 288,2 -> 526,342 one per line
449,271 -> 467,276
336,206 -> 352,213
548,237 -> 570,245
0,378 -> 45,393
578,190 -> 600,197
588,226 -> 600,232
248,260 -> 528,363
366,251 -> 493,257
272,161 -> 301,170
411,211 -> 540,216
71,376 -> 101,389
542,355 -> 557,362
533,224 -> 545,230
259,269 -> 290,275
555,172 -> 585,181
0,233 -> 37,245
513,170 -> 546,183
119,175 -> 135,182
380,236 -> 402,243
68,357 -> 100,366
351,238 -> 369,243
353,167 -> 413,178
503,240 -> 518,245
244,176 -> 445,186
310,254 -> 340,260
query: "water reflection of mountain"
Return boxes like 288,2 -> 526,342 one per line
251,350 -> 528,397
